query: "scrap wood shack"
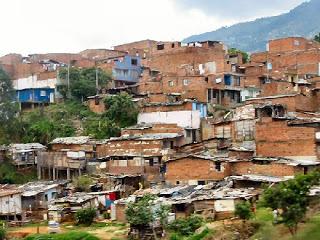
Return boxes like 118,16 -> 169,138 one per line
48,192 -> 99,222
112,184 -> 259,222
8,143 -> 46,166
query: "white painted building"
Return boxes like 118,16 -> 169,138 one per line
138,110 -> 201,129
0,190 -> 22,218
12,75 -> 57,90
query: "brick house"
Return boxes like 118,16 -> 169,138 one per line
165,155 -> 233,185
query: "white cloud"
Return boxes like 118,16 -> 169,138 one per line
0,0 -> 301,56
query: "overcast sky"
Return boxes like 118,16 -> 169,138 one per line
0,0 -> 306,56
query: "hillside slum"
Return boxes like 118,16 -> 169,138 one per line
1,37 -> 320,226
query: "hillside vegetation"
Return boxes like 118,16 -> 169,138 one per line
183,0 -> 320,52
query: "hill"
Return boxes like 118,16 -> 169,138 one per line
183,0 -> 320,52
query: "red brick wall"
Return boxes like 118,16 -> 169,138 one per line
246,94 -> 315,112
255,119 -> 317,158
259,81 -> 295,97
268,37 -> 319,53
88,98 -> 106,114
165,157 -> 231,183
140,102 -> 193,113
232,161 -> 301,177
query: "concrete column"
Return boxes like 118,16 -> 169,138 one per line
67,168 -> 71,180
78,168 -> 82,177
37,166 -> 41,180
52,168 -> 56,180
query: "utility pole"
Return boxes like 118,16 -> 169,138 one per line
67,63 -> 71,98
96,67 -> 99,95
94,57 -> 99,95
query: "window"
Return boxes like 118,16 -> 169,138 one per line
215,162 -> 222,172
45,194 -> 48,201
294,40 -> 300,46
205,77 -> 209,82
131,58 -> 138,66
176,181 -> 180,185
40,90 -> 46,97
168,81 -> 174,87
157,44 -> 164,50
171,43 -> 175,48
183,79 -> 190,86
198,180 -> 205,185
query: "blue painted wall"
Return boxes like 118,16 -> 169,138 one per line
16,88 -> 54,103
192,102 -> 207,118
112,55 -> 142,83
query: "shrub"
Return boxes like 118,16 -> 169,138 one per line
25,231 -> 99,240
168,215 -> 203,237
0,228 -> 5,240
75,208 -> 96,226
73,176 -> 93,192
235,201 -> 252,222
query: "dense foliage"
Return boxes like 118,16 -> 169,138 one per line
73,176 -> 94,192
260,171 -> 320,235
25,231 -> 99,240
315,33 -> 320,43
168,215 -> 203,237
0,161 -> 37,184
228,48 -> 249,63
0,227 -> 5,240
103,92 -> 138,128
21,110 -> 75,145
125,194 -> 155,227
58,67 -> 111,100
83,117 -> 121,139
75,208 -> 97,226
235,201 -> 253,222
0,67 -> 19,144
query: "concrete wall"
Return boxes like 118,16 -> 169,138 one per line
13,75 -> 57,90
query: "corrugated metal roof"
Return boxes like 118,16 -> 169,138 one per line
50,136 -> 91,145
9,143 -> 46,151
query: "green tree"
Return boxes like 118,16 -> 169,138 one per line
235,201 -> 252,224
125,194 -> 155,227
228,48 -> 249,63
0,67 -> 19,144
22,111 -> 75,145
314,33 -> 320,43
0,227 -> 5,240
168,215 -> 203,237
104,92 -> 138,128
73,176 -> 94,192
58,67 -> 111,100
75,208 -> 96,226
260,172 -> 320,235
83,117 -> 121,139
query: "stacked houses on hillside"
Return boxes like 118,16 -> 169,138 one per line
0,37 -> 320,223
